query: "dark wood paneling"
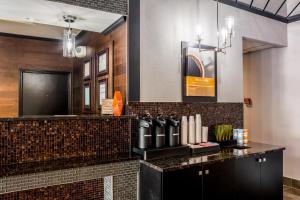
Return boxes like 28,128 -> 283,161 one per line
73,22 -> 127,114
0,36 -> 73,117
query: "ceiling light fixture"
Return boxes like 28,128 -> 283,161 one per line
63,15 -> 76,58
197,0 -> 235,54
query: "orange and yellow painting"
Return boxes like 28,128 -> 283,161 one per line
184,47 -> 216,97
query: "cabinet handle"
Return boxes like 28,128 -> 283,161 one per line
205,170 -> 209,175
263,158 -> 267,162
257,158 -> 262,163
199,171 -> 203,176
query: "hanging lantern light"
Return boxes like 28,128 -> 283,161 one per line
63,15 -> 76,58
196,0 -> 235,54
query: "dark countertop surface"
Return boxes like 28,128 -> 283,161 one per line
0,142 -> 285,177
0,154 -> 140,178
0,115 -> 135,122
140,142 -> 285,172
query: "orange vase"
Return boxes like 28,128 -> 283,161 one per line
112,91 -> 123,116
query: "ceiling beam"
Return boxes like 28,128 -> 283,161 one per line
287,1 -> 300,18
274,0 -> 286,16
215,0 -> 288,23
287,13 -> 300,23
263,0 -> 270,11
249,0 -> 254,8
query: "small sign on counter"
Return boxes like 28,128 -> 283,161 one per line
101,99 -> 113,115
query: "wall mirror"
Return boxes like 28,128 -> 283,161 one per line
0,0 -> 129,118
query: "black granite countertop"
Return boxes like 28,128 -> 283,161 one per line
0,114 -> 135,122
0,154 -> 140,178
140,142 -> 285,172
0,142 -> 285,177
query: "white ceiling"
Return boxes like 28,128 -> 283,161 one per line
0,19 -> 81,40
0,0 -> 122,37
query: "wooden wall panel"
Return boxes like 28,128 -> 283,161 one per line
73,22 -> 127,114
0,36 -> 73,118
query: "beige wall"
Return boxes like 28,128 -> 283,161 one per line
140,0 -> 287,102
244,21 -> 300,180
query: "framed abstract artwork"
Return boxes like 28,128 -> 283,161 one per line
96,49 -> 109,76
83,59 -> 91,80
83,82 -> 91,111
181,41 -> 217,102
98,79 -> 108,106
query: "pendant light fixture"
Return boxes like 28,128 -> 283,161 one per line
63,15 -> 76,58
197,0 -> 235,54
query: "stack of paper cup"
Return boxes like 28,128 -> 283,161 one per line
181,116 -> 188,145
202,126 -> 208,143
195,114 -> 202,144
188,116 -> 196,144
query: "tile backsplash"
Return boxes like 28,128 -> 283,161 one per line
127,102 -> 243,141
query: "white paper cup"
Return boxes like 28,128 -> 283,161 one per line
202,126 -> 208,143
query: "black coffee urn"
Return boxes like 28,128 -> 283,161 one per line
137,113 -> 153,149
153,114 -> 166,148
166,115 -> 180,147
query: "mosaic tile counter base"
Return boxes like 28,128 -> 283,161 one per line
0,117 -> 132,166
0,160 -> 139,200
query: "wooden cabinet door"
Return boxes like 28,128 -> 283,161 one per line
163,165 -> 203,200
260,151 -> 283,200
235,155 -> 261,200
202,159 -> 235,200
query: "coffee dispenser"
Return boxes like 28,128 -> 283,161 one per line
137,113 -> 153,149
166,115 -> 180,147
153,114 -> 166,148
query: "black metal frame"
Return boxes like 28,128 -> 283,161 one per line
216,0 -> 300,23
128,0 -> 140,102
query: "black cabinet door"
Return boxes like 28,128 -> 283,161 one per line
140,165 -> 163,200
235,155 -> 261,200
260,151 -> 283,200
202,159 -> 235,200
163,165 -> 203,200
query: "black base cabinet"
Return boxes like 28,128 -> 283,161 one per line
163,165 -> 203,200
236,151 -> 283,200
235,154 -> 261,200
139,150 -> 283,200
203,160 -> 235,200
